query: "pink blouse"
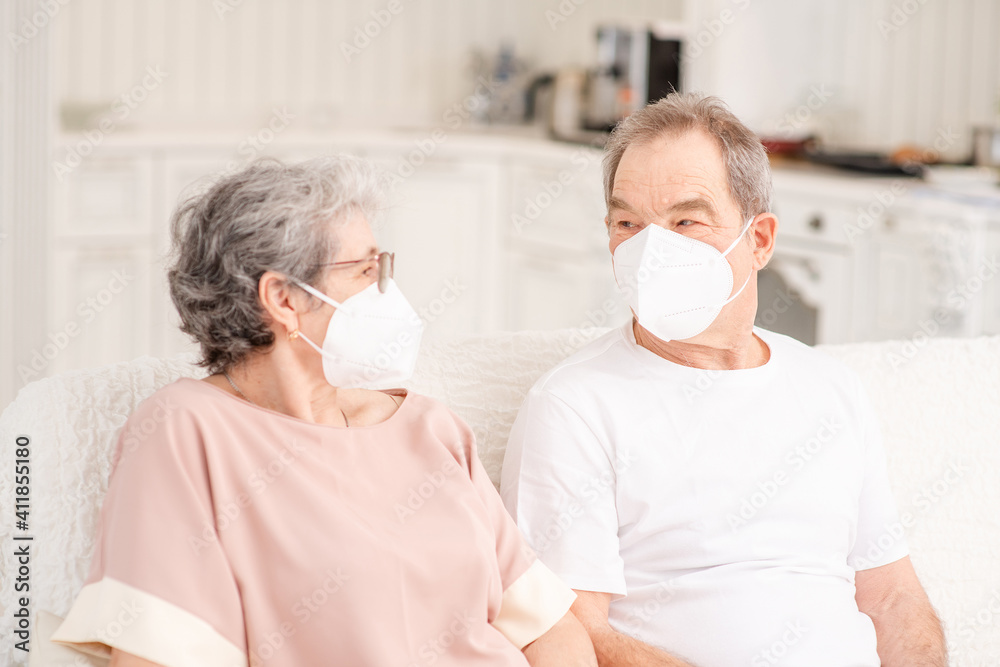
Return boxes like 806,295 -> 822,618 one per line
51,379 -> 574,666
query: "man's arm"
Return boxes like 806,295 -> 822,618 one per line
855,556 -> 947,666
522,610 -> 599,666
571,590 -> 696,667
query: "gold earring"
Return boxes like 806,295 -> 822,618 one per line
288,329 -> 299,340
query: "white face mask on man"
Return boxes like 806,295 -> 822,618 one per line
612,217 -> 754,342
291,278 -> 425,388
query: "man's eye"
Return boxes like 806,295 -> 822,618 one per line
677,219 -> 697,227
616,220 -> 636,229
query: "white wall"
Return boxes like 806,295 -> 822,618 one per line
2,1 -> 53,410
684,0 -> 1000,161
52,0 -> 1000,157
52,0 -> 684,132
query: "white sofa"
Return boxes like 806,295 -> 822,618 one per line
1,329 -> 999,666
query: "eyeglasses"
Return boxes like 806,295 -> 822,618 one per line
321,251 -> 395,293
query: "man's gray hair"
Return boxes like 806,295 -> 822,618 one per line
602,92 -> 772,221
167,155 -> 388,374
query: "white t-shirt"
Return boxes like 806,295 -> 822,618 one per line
501,323 -> 908,667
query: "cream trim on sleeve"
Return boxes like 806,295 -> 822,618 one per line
49,577 -> 246,667
491,559 -> 577,650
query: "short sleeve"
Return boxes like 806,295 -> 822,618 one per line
847,379 -> 910,571
450,410 -> 576,650
50,392 -> 247,667
501,385 -> 627,597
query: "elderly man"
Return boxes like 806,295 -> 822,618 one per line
500,93 -> 946,667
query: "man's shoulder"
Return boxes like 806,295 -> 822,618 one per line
530,325 -> 634,399
757,327 -> 863,390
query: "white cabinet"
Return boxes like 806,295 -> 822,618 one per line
767,193 -> 855,249
46,156 -> 158,377
49,244 -> 151,376
45,134 -> 625,379
504,250 -> 623,332
769,168 -> 999,345
983,229 -> 1000,336
854,216 -> 938,342
54,157 -> 153,237
757,240 -> 853,345
852,204 -> 987,342
765,180 -> 860,345
502,152 -> 628,333
506,161 -> 608,253
374,159 -> 503,339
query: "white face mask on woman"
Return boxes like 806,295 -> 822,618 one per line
612,217 -> 754,342
292,278 -> 425,388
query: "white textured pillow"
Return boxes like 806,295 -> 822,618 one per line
818,336 -> 1000,665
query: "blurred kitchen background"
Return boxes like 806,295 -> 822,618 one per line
2,0 -> 1000,407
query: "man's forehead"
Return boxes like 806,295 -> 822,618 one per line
611,131 -> 730,212
618,131 -> 725,176
611,168 -> 723,207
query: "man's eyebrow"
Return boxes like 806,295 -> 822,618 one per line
607,196 -> 640,215
608,195 -> 720,220
662,196 -> 719,219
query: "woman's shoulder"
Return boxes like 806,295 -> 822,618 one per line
394,391 -> 477,466
129,377 -> 226,421
393,390 -> 464,428
113,378 -> 232,473
119,378 -> 247,450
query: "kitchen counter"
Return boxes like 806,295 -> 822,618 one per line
54,125 -> 606,165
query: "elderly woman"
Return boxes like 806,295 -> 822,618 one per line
50,156 -> 597,667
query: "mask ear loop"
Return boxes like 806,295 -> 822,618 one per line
287,280 -> 346,365
720,266 -> 754,306
717,215 -> 756,305
720,215 -> 756,258
286,280 -> 339,358
291,278 -> 349,313
294,327 -> 327,356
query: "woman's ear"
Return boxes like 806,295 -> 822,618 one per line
258,270 -> 308,336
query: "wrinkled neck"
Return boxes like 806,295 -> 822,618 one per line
632,318 -> 769,370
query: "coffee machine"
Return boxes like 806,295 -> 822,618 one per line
584,24 -> 684,132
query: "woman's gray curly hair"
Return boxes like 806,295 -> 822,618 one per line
167,155 -> 388,375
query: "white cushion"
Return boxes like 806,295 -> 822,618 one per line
1,330 -> 997,665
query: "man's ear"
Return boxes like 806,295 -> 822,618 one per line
750,213 -> 779,270
258,270 -> 308,336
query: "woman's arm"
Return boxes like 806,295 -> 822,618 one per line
522,610 -> 598,667
109,648 -> 165,667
